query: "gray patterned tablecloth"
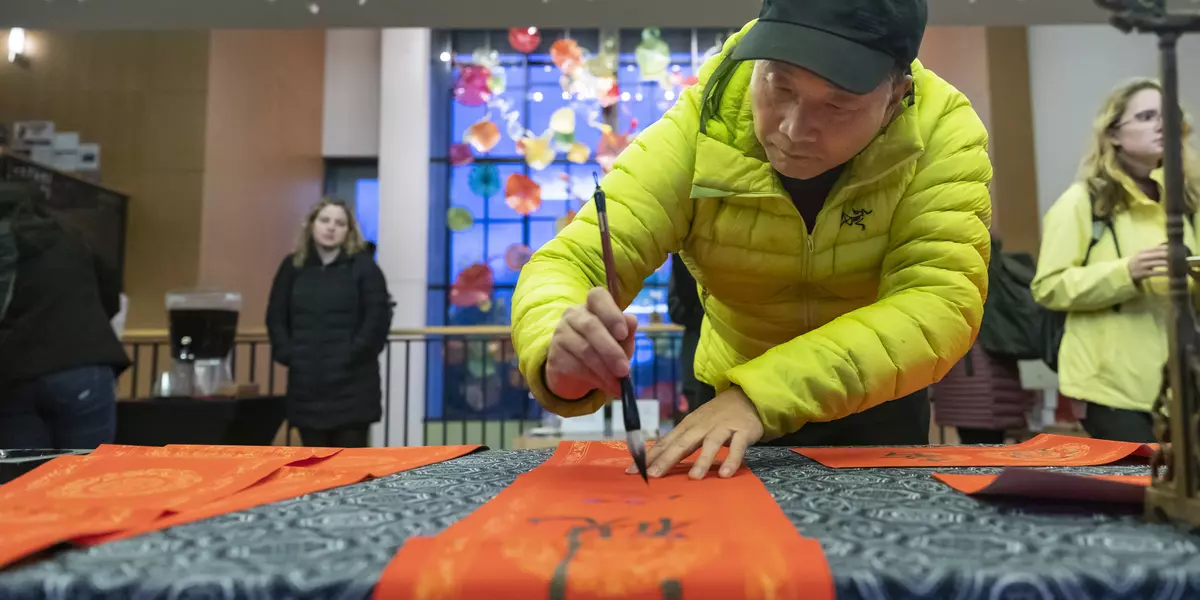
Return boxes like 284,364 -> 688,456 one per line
0,448 -> 1195,600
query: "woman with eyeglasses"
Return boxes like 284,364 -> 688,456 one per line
1031,78 -> 1200,442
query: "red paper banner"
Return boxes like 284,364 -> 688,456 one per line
934,470 -> 1150,504
85,466 -> 370,545
0,454 -> 293,512
373,441 -> 834,600
0,504 -> 162,569
315,445 -> 483,477
85,445 -> 482,545
0,445 -> 482,566
795,434 -> 1156,468
92,444 -> 342,462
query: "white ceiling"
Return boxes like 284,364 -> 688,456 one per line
0,0 -> 1125,30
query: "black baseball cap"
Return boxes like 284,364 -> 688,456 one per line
731,0 -> 927,95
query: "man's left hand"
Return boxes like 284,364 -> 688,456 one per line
631,386 -> 765,480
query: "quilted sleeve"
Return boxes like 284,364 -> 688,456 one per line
510,84 -> 702,417
726,98 -> 993,439
1029,187 -> 1138,312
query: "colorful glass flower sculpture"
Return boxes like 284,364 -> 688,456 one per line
549,107 -> 576,135
550,38 -> 584,74
509,27 -> 541,54
505,173 -> 542,216
635,28 -> 671,80
447,206 -> 474,231
464,119 -> 501,153
566,141 -> 591,164
449,143 -> 474,166
471,47 -> 499,70
518,134 -> 556,171
468,164 -> 501,198
504,244 -> 534,271
450,263 -> 494,308
454,65 -> 491,107
597,128 -> 630,174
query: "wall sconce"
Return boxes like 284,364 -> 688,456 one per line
8,28 -> 29,67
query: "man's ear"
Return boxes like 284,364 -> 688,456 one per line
891,74 -> 913,106
885,74 -> 914,123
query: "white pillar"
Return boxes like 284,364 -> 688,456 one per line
374,28 -> 431,446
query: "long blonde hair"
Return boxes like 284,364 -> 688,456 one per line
1080,78 -> 1200,218
292,197 -> 366,267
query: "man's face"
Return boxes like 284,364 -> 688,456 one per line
750,60 -> 910,179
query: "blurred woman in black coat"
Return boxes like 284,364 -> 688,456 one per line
266,198 -> 391,448
0,182 -> 129,449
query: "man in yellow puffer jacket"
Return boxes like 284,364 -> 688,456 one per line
511,0 -> 993,478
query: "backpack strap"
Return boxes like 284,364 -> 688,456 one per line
698,53 -> 740,137
1082,216 -> 1119,265
1083,193 -> 1122,313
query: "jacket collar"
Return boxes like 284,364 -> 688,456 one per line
690,46 -> 927,210
1106,166 -> 1166,211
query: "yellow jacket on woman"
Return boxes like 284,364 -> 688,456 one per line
1032,172 -> 1192,412
511,21 -> 993,439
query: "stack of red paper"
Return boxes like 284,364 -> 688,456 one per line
0,444 -> 480,569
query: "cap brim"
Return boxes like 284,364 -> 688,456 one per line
731,20 -> 894,95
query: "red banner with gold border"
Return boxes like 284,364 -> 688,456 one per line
373,441 -> 834,600
795,433 -> 1156,468
0,444 -> 483,568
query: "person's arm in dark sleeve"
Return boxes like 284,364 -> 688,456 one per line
351,255 -> 391,362
266,256 -> 295,366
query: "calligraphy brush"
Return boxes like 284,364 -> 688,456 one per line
593,173 -> 648,484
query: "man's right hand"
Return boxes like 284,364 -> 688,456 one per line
545,288 -> 638,400
1128,244 -> 1169,282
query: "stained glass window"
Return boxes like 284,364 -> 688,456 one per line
425,28 -> 730,422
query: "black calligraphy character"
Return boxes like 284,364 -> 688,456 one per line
529,516 -> 688,600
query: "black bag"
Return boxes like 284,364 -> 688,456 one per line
979,214 -> 1118,372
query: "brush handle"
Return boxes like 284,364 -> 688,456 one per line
594,180 -> 641,434
595,191 -> 621,299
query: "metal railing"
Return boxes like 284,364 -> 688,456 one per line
119,325 -> 685,449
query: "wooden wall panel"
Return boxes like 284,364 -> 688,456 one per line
986,26 -> 1041,256
0,30 -> 211,329
198,30 -> 326,332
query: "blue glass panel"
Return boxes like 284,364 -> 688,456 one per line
450,226 -> 484,280
449,165 -> 485,218
567,163 -> 601,209
530,163 -> 570,216
354,178 -> 380,245
487,221 -> 524,286
528,218 -> 558,252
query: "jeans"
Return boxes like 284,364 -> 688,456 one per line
0,365 -> 117,449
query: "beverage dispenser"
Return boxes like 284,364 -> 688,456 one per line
162,291 -> 240,397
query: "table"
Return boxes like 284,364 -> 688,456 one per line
115,396 -> 285,446
0,448 -> 1196,599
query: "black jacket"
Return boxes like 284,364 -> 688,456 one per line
266,249 -> 391,429
667,254 -> 703,331
0,231 -> 129,386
